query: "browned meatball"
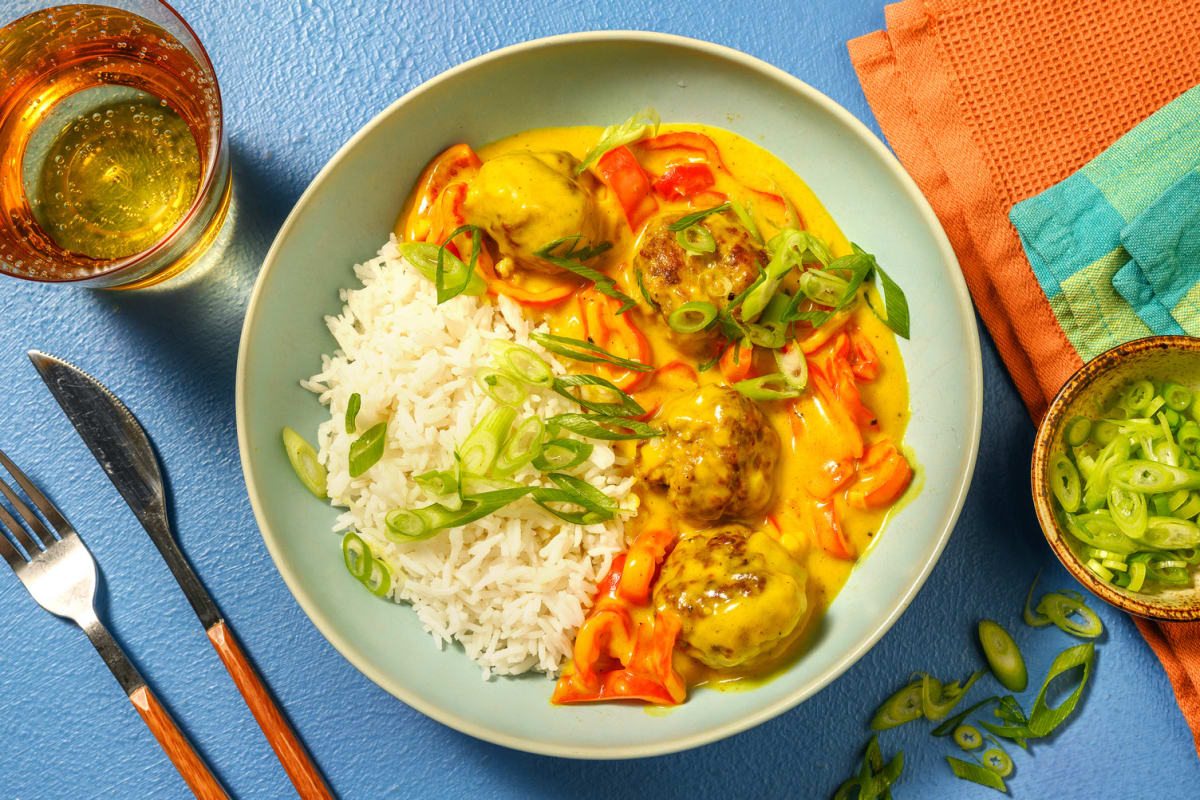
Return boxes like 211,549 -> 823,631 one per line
654,524 -> 808,669
636,384 -> 779,523
634,211 -> 766,352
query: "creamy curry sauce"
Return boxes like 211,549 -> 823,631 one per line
396,123 -> 912,695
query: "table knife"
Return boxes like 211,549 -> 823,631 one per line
29,350 -> 334,800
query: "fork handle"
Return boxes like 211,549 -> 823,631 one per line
129,685 -> 229,800
207,621 -> 333,799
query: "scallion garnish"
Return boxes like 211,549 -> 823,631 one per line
361,557 -> 392,597
282,427 -> 327,498
977,620 -> 1027,691
345,393 -> 361,434
531,472 -> 618,525
386,487 -> 536,542
348,422 -> 387,478
946,755 -> 1006,793
634,269 -> 659,312
741,228 -> 832,322
729,198 -> 763,244
863,254 -> 910,339
534,236 -> 635,314
397,241 -> 486,297
458,406 -> 517,476
531,332 -> 653,373
732,373 -> 802,401
342,532 -> 371,580
491,340 -> 555,387
667,301 -> 719,333
774,342 -> 808,391
871,680 -> 923,730
666,202 -> 731,232
492,416 -> 545,476
675,224 -> 716,254
575,107 -> 660,175
981,747 -> 1013,778
476,369 -> 528,407
832,736 -> 903,800
1026,643 -> 1094,736
552,374 -> 645,418
531,438 -> 593,472
919,670 -> 984,720
547,412 -> 662,441
953,724 -> 983,750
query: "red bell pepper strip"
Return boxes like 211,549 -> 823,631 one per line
404,144 -> 482,241
653,360 -> 699,391
618,528 -> 675,604
850,333 -> 880,381
652,163 -> 716,200
719,340 -> 755,383
595,146 -> 658,232
578,288 -> 654,392
811,496 -> 856,560
806,458 -> 856,500
637,132 -> 786,211
626,614 -> 687,704
847,439 -> 913,510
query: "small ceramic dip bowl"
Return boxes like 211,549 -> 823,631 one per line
1032,335 -> 1200,621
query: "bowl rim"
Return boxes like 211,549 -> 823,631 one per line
235,30 -> 984,758
1031,334 -> 1200,622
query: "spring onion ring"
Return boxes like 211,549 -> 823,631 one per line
946,756 -> 1006,792
491,341 -> 555,387
953,724 -> 983,751
870,681 -> 923,730
1035,592 -> 1103,638
1026,643 -> 1094,737
981,748 -> 1013,778
675,225 -> 716,254
342,532 -> 371,581
476,369 -> 528,407
531,438 -> 594,471
978,620 -> 1027,692
282,427 -> 327,498
667,301 -> 719,333
397,241 -> 486,298
492,416 -> 545,476
348,422 -> 387,479
1049,454 -> 1082,513
733,373 -> 803,401
1064,417 -> 1091,447
361,557 -> 392,597
458,407 -> 517,476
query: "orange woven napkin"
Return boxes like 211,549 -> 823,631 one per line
848,0 -> 1200,756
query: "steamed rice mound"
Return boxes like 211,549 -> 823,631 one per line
302,236 -> 635,678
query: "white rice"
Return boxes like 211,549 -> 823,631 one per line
302,235 -> 635,678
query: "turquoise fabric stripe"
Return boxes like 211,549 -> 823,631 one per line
1009,84 -> 1200,341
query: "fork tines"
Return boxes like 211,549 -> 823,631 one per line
0,448 -> 66,565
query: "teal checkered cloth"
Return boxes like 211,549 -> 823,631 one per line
1009,85 -> 1200,361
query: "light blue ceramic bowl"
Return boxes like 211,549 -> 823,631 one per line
236,32 -> 983,758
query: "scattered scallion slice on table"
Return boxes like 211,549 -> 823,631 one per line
871,680 -> 924,730
946,756 -> 1006,792
953,724 -> 983,751
282,426 -> 326,498
978,620 -> 1027,692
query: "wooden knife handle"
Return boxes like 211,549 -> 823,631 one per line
207,620 -> 333,799
129,685 -> 228,800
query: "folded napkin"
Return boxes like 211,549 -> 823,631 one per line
1010,87 -> 1200,353
848,0 -> 1200,756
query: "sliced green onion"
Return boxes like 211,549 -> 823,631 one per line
774,344 -> 808,391
733,373 -> 802,401
978,620 -> 1027,692
385,487 -> 535,542
476,369 -> 528,407
345,393 -> 361,434
1049,453 -> 1082,512
1164,407 -> 1182,429
436,225 -> 486,303
1179,420 -> 1200,450
491,340 -> 555,388
282,427 -> 327,498
361,557 -> 392,597
1107,485 -> 1148,538
1083,435 -> 1131,510
741,228 -> 833,322
1124,379 -> 1155,412
1023,569 -> 1052,627
667,301 -> 718,333
458,407 -> 517,475
531,438 -> 594,471
1091,419 -> 1119,445
534,237 -> 634,314
864,255 -> 911,339
797,267 -> 853,307
1164,382 -> 1192,411
981,748 -> 1013,778
931,696 -> 1001,737
547,413 -> 662,441
414,469 -> 459,497
1026,643 -> 1094,737
1116,557 -> 1148,591
493,416 -> 545,476
729,199 -> 763,244
532,472 -> 618,525
397,241 -> 486,297
1064,510 -> 1141,554
920,671 -> 984,720
552,374 -> 645,418
576,107 -> 660,175
348,422 -> 387,479
342,532 -> 371,580
1140,516 -> 1200,548
1153,440 -> 1183,466
634,269 -> 659,311
675,224 -> 716,254
1036,592 -> 1103,638
953,724 -> 983,750
667,202 -> 731,232
1064,416 -> 1091,446
946,756 -> 1006,792
1134,552 -> 1192,585
531,332 -> 653,373
1086,558 -> 1114,582
870,681 -> 923,730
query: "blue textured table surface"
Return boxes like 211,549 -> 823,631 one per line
1,1 -> 1197,798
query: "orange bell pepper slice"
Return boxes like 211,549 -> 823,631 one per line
626,614 -> 687,704
618,528 -> 675,604
404,144 -> 482,241
850,333 -> 880,382
847,439 -> 913,510
719,340 -> 755,383
810,496 -> 856,560
569,607 -> 635,692
654,360 -> 699,390
578,288 -> 654,392
595,146 -> 658,232
806,368 -> 865,461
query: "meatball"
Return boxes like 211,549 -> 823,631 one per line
654,524 -> 808,669
634,211 -> 766,352
462,150 -> 607,274
636,384 -> 779,523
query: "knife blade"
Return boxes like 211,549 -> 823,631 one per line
30,350 -> 333,800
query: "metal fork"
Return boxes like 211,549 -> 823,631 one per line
0,449 -> 228,799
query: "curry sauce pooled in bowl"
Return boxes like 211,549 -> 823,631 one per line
294,110 -> 915,706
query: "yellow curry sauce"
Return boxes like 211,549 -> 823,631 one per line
395,123 -> 911,696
